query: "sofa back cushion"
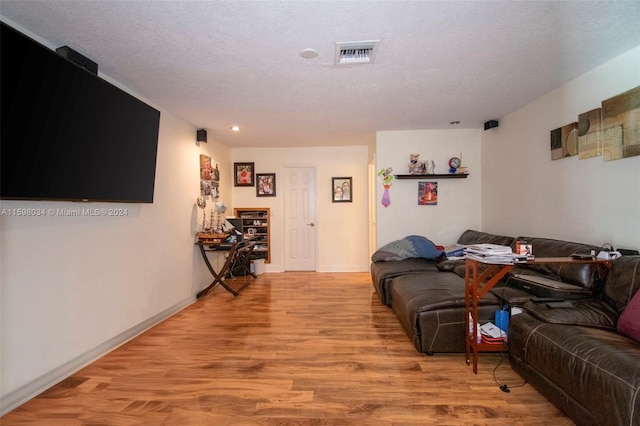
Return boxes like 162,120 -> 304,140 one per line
511,236 -> 601,290
604,255 -> 640,313
457,230 -> 515,248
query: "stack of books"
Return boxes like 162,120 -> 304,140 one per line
479,322 -> 506,344
465,243 -> 530,264
481,334 -> 506,344
444,244 -> 467,259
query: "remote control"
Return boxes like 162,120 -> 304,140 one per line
531,297 -> 565,303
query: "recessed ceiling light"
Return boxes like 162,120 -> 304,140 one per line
300,48 -> 319,59
231,126 -> 240,132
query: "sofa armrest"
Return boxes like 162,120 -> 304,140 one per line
523,298 -> 618,330
435,259 -> 460,272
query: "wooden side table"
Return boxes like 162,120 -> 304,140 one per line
465,256 -> 611,373
465,258 -> 512,374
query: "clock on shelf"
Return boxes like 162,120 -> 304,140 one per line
449,157 -> 461,169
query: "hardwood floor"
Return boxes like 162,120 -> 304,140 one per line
2,272 -> 572,425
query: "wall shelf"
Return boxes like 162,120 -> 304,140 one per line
394,173 -> 469,179
234,207 -> 270,263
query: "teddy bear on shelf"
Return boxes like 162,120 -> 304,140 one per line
408,154 -> 426,174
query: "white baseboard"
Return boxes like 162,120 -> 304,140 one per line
0,296 -> 195,416
318,265 -> 369,272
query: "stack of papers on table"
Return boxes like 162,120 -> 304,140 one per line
466,244 -> 513,255
466,244 -> 518,264
480,322 -> 506,341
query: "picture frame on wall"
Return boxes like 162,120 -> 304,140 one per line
199,154 -> 220,198
418,181 -> 438,205
200,154 -> 212,180
332,177 -> 352,202
234,162 -> 255,187
256,173 -> 276,197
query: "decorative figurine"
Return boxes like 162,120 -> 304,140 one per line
196,196 -> 207,231
213,201 -> 227,233
425,159 -> 435,174
378,167 -> 394,208
409,154 -> 435,174
408,154 -> 427,174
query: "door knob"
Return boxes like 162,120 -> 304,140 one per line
307,222 -> 315,227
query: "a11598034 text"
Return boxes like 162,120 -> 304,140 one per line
1,208 -> 129,217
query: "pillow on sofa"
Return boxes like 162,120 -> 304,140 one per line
617,289 -> 640,342
372,235 -> 443,262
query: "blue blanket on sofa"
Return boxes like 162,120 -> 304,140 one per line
371,235 -> 443,262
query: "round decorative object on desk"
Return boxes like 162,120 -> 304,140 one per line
449,157 -> 461,169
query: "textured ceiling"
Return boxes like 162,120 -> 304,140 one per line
1,1 -> 640,148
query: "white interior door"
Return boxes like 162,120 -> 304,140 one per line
284,167 -> 317,271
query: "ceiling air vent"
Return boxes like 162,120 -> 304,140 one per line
335,40 -> 379,65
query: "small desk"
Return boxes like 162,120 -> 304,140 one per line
464,257 -> 611,374
196,240 -> 257,298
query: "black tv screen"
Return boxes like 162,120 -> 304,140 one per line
1,22 -> 161,203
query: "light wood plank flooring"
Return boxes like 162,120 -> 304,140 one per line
2,272 -> 572,425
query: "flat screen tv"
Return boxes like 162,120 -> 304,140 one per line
1,22 -> 161,203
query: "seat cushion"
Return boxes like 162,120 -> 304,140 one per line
390,272 -> 500,353
370,258 -> 439,306
509,313 -> 640,426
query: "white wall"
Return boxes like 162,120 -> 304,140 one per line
0,106 -> 232,411
375,129 -> 482,247
231,146 -> 370,272
482,45 -> 640,249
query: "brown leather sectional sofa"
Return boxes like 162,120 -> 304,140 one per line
370,229 -> 640,426
509,254 -> 640,426
371,230 -> 514,354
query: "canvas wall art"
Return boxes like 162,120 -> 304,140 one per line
602,85 -> 640,162
550,122 -> 578,160
577,108 -> 602,159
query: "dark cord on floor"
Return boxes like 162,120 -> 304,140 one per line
493,348 -> 527,393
